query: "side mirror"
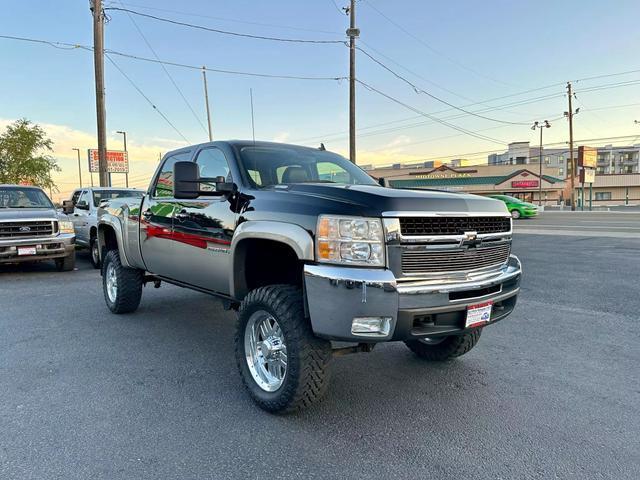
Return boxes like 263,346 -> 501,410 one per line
173,161 -> 236,199
173,161 -> 200,199
62,200 -> 74,214
76,200 -> 89,210
377,177 -> 386,187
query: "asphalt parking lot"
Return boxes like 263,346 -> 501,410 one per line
1,213 -> 639,479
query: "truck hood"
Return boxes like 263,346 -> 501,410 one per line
277,184 -> 508,216
0,208 -> 61,222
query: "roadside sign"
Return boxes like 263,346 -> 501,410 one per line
512,180 -> 539,188
578,146 -> 597,169
88,149 -> 129,173
580,167 -> 595,184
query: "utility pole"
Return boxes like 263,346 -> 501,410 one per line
202,67 -> 213,141
566,82 -> 575,210
116,131 -> 128,187
72,148 -> 82,188
347,0 -> 359,164
91,0 -> 109,187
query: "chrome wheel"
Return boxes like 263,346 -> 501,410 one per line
244,310 -> 287,392
91,241 -> 99,265
419,336 -> 446,345
105,262 -> 118,303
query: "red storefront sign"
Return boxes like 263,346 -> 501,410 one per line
512,180 -> 539,188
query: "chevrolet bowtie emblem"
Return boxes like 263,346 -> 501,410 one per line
460,231 -> 481,247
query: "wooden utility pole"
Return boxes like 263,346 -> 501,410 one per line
91,0 -> 109,187
347,0 -> 359,164
202,67 -> 213,141
567,82 -> 575,210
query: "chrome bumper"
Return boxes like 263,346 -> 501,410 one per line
303,255 -> 522,342
0,234 -> 75,263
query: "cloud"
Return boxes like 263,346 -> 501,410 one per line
272,132 -> 290,143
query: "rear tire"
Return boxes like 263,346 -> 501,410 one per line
511,209 -> 521,219
55,252 -> 76,272
102,249 -> 143,314
89,237 -> 101,269
404,329 -> 482,361
235,285 -> 332,413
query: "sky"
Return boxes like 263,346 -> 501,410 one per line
1,0 -> 640,201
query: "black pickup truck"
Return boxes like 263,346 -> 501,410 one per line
98,141 -> 521,412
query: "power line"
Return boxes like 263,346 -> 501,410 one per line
329,0 -> 347,15
356,46 -> 532,125
356,79 -> 508,145
118,0 -> 209,135
0,34 -> 345,81
104,7 -> 346,44
105,54 -> 190,142
111,2 -> 342,35
361,0 -> 513,87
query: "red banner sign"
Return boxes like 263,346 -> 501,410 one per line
511,180 -> 539,188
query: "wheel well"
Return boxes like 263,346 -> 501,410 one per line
98,225 -> 118,254
90,226 -> 97,240
233,239 -> 303,300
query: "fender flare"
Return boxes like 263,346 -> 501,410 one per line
97,215 -> 132,268
229,220 -> 314,299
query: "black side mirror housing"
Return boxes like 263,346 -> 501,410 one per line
76,200 -> 89,210
173,162 -> 236,199
62,200 -> 75,214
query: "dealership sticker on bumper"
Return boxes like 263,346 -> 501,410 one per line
465,301 -> 493,328
17,247 -> 37,256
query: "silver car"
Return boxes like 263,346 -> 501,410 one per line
64,187 -> 143,268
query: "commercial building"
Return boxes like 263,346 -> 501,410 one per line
367,163 -> 566,205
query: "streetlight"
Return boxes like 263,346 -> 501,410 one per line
532,120 -> 551,207
116,131 -> 128,187
72,148 -> 82,188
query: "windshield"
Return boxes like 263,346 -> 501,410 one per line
92,189 -> 143,205
0,187 -> 53,208
237,145 -> 378,188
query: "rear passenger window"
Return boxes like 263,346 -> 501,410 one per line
153,151 -> 192,197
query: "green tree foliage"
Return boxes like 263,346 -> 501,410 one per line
0,119 -> 60,190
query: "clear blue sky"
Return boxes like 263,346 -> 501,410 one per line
1,0 -> 640,197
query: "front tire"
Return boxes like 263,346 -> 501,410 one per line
235,285 -> 332,413
404,329 -> 482,361
511,209 -> 521,219
89,237 -> 101,269
55,252 -> 76,272
102,249 -> 143,314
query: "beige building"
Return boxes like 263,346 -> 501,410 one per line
575,173 -> 640,206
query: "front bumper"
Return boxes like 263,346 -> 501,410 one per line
304,255 -> 522,342
0,234 -> 75,264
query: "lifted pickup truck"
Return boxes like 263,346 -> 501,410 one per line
0,184 -> 76,270
98,141 -> 521,412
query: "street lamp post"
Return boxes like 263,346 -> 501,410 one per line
72,148 -> 82,188
532,121 -> 551,207
116,131 -> 128,187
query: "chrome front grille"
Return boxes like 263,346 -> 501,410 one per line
399,216 -> 511,236
0,220 -> 56,239
401,243 -> 511,274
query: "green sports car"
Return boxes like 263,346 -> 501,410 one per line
489,195 -> 539,219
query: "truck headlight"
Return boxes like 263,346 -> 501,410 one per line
316,215 -> 385,266
58,221 -> 75,234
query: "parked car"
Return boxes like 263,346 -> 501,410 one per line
489,195 -> 539,219
0,184 -> 76,270
97,141 -> 522,412
63,187 -> 144,268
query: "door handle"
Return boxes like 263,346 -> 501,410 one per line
142,210 -> 152,219
73,213 -> 79,217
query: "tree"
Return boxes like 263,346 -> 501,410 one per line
0,119 -> 60,190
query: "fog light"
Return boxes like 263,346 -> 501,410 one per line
351,317 -> 392,337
